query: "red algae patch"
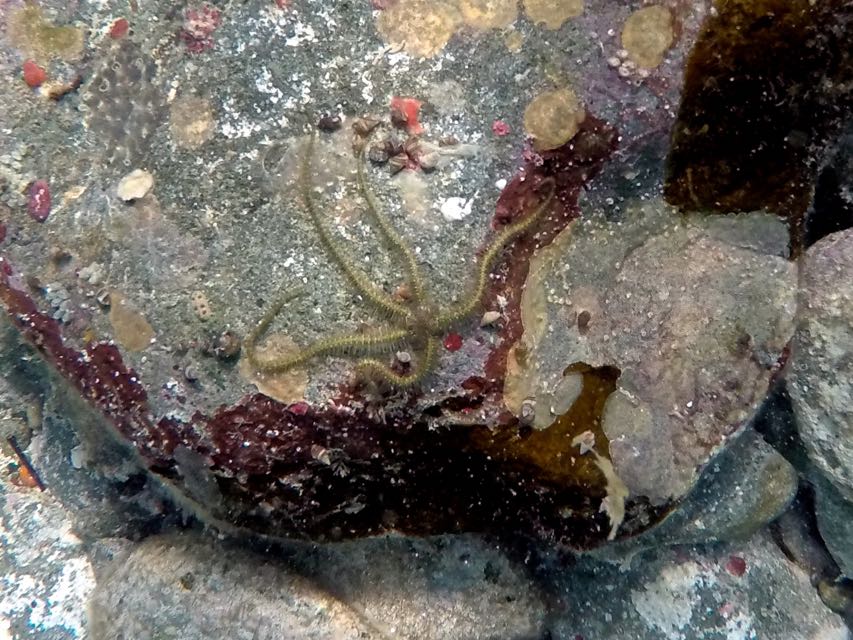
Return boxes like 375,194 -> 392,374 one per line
22,60 -> 47,88
26,180 -> 51,222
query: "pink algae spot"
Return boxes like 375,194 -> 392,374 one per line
27,180 -> 51,222
287,401 -> 310,416
725,555 -> 747,577
443,333 -> 463,352
22,60 -> 47,88
109,18 -> 130,39
390,96 -> 424,135
180,5 -> 221,53
492,119 -> 511,136
275,0 -> 292,8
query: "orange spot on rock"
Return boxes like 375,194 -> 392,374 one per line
390,96 -> 424,135
444,333 -> 463,351
109,18 -> 130,39
725,555 -> 747,577
22,60 -> 46,88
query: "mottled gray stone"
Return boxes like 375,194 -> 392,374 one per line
546,532 -> 850,640
515,202 -> 797,505
588,427 -> 798,560
88,532 -> 546,640
813,471 -> 853,577
789,228 -> 853,501
0,479 -> 95,640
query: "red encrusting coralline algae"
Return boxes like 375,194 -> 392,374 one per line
443,333 -> 463,352
22,60 -> 47,88
180,5 -> 222,53
26,180 -> 51,222
390,96 -> 424,135
491,119 -> 511,136
109,18 -> 130,39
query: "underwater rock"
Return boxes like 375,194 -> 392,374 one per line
543,531 -> 851,640
88,532 -> 546,640
87,533 -> 377,640
812,471 -> 853,577
665,0 -> 853,222
789,228 -> 853,502
587,427 -> 797,560
0,122 -> 632,550
508,201 -> 796,515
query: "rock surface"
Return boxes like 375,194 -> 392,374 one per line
88,532 -> 547,640
544,531 -> 851,640
509,202 -> 796,509
789,229 -> 853,501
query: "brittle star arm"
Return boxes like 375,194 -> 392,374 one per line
354,335 -> 439,388
301,134 -> 412,321
356,145 -> 427,305
434,177 -> 557,330
243,287 -> 409,373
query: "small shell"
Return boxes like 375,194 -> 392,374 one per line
368,143 -> 390,164
117,169 -> 154,201
519,398 -> 536,426
390,106 -> 408,129
402,136 -> 420,156
352,116 -> 381,136
388,153 -> 408,175
480,310 -> 501,327
183,364 -> 199,382
317,114 -> 342,132
395,350 -> 412,364
95,289 -> 112,309
418,151 -> 440,172
212,330 -> 241,360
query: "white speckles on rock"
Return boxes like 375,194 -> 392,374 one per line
789,228 -> 853,502
440,196 -> 472,221
1,478 -> 95,638
116,169 -> 154,202
285,21 -> 317,47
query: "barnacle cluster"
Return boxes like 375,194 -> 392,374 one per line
245,128 -> 555,388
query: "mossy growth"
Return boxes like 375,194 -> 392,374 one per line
8,5 -> 85,64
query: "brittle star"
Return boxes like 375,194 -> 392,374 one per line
244,128 -> 556,388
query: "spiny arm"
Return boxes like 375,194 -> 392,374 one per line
435,177 -> 556,330
245,297 -> 410,374
300,134 -> 412,321
354,335 -> 439,388
356,146 -> 427,305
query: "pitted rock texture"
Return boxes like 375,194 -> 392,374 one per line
512,202 -> 796,504
87,532 -> 547,640
789,228 -> 853,501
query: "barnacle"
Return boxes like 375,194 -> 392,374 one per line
244,129 -> 555,388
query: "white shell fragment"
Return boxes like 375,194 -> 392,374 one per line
117,169 -> 154,201
480,310 -> 502,327
440,196 -> 472,221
